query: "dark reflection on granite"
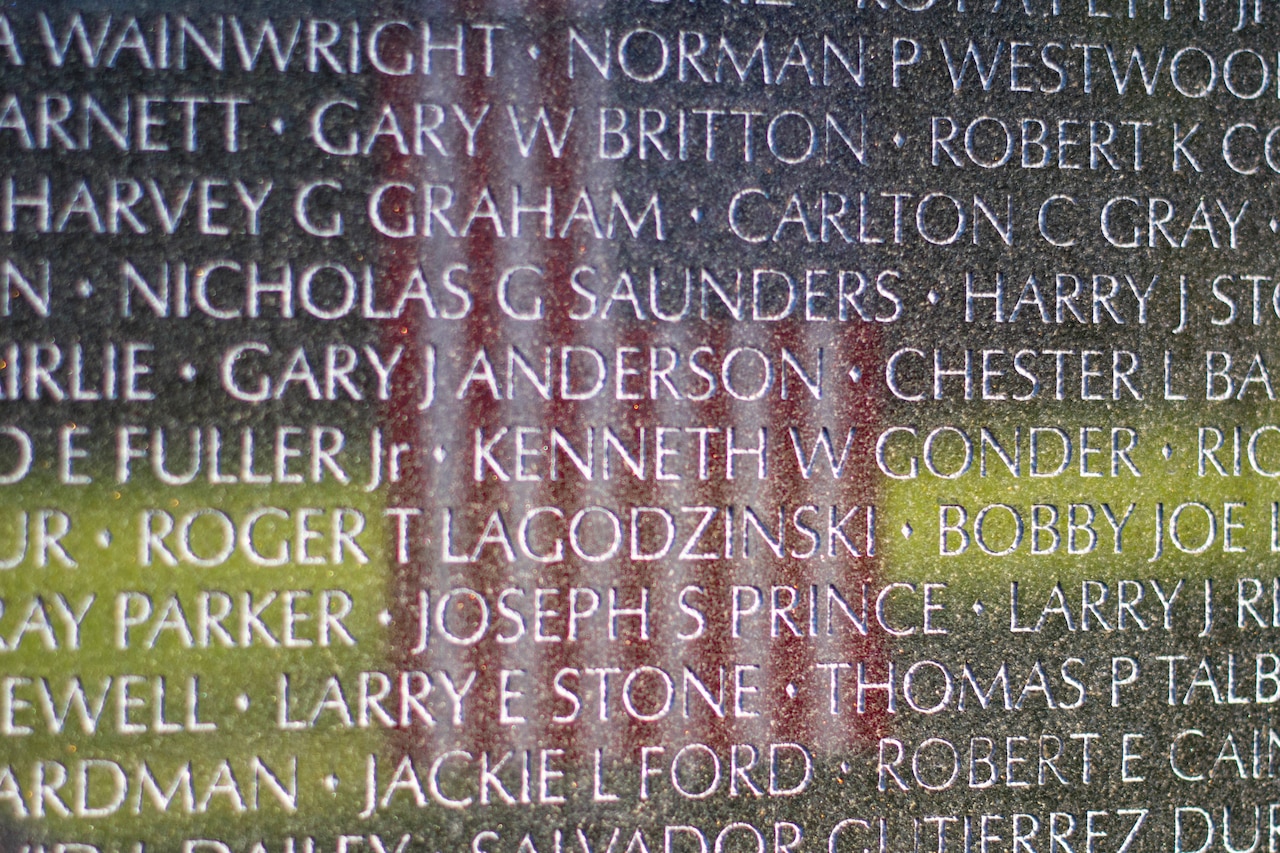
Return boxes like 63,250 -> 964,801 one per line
0,1 -> 1277,850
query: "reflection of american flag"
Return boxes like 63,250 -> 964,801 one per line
378,0 -> 888,772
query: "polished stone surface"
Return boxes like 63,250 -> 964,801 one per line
0,1 -> 1277,851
